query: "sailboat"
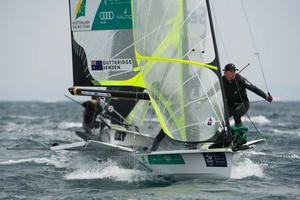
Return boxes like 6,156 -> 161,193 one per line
54,0 -> 266,178
64,0 -> 162,150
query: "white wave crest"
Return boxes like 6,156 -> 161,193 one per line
244,150 -> 267,156
0,151 -> 69,168
3,122 -> 19,132
242,115 -> 271,125
231,158 -> 265,179
57,122 -> 82,129
65,160 -> 150,182
0,157 -> 56,166
270,152 -> 300,160
229,115 -> 271,126
6,115 -> 48,120
289,154 -> 300,159
271,128 -> 300,137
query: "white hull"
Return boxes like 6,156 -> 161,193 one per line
107,125 -> 153,148
51,138 -> 265,179
76,124 -> 154,148
135,148 -> 233,178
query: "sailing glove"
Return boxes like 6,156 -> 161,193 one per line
266,93 -> 273,102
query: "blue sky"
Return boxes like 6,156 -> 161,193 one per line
0,0 -> 299,101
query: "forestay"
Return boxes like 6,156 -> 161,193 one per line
132,0 -> 226,142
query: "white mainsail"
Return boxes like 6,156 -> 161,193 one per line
132,0 -> 226,142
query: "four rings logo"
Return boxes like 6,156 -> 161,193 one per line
100,11 -> 114,20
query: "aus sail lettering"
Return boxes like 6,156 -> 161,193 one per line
91,59 -> 133,72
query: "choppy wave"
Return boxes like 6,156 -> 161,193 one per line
242,115 -> 272,125
57,122 -> 82,129
0,151 -> 70,168
65,159 -> 151,182
2,122 -> 19,132
269,153 -> 300,160
271,128 -> 300,137
289,154 -> 300,159
0,157 -> 57,166
231,158 -> 265,179
4,115 -> 49,120
243,150 -> 267,156
0,101 -> 299,199
229,115 -> 271,126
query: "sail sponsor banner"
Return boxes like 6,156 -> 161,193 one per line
91,59 -> 133,71
148,154 -> 185,165
70,0 -> 132,31
69,0 -> 144,88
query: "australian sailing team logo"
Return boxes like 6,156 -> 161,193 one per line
72,0 -> 90,30
91,59 -> 133,71
75,0 -> 86,19
71,0 -> 132,31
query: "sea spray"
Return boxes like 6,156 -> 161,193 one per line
231,158 -> 265,179
64,159 -> 152,182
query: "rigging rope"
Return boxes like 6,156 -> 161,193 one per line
234,78 -> 266,140
211,1 -> 268,141
211,1 -> 231,63
240,0 -> 270,93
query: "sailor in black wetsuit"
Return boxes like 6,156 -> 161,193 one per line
222,63 -> 273,127
150,129 -> 165,151
82,96 -> 102,134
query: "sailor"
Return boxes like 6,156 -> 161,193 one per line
82,96 -> 102,134
222,63 -> 273,127
150,129 -> 166,151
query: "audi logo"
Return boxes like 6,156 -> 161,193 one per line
99,12 -> 114,20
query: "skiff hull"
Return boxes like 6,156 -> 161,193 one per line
135,149 -> 233,178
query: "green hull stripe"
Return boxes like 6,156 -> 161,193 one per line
148,154 -> 185,165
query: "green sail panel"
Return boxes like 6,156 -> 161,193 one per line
92,0 -> 132,30
132,0 -> 225,142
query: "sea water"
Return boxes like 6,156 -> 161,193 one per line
0,101 -> 299,200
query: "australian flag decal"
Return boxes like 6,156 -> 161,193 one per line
91,60 -> 103,70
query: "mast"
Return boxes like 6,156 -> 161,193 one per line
206,0 -> 231,138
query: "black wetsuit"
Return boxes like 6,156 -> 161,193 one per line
82,101 -> 102,133
151,129 -> 166,151
222,74 -> 267,125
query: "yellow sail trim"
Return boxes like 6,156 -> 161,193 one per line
132,0 -> 187,140
148,84 -> 190,141
91,72 -> 145,88
136,55 -> 218,71
148,95 -> 175,140
132,0 -> 219,141
75,0 -> 82,16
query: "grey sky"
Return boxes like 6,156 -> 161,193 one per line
0,0 -> 299,101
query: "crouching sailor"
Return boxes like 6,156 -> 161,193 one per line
222,63 -> 272,147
